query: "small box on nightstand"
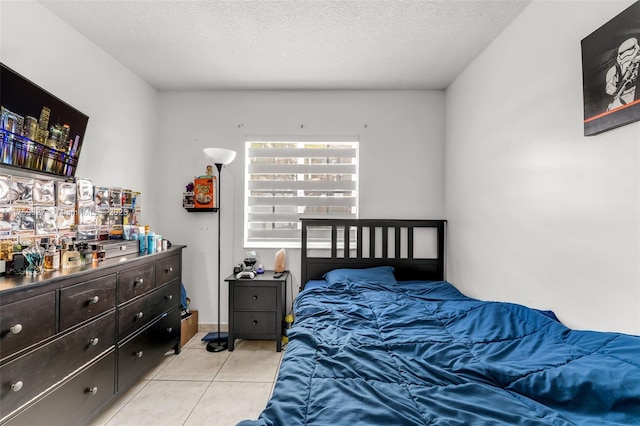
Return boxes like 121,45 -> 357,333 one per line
180,310 -> 198,348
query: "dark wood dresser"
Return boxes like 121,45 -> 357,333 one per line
0,245 -> 184,425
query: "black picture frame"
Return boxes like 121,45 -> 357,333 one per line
581,1 -> 640,136
0,63 -> 89,177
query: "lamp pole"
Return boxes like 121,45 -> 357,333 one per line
207,162 -> 227,352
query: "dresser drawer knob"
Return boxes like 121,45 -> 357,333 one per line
165,267 -> 173,273
9,324 -> 23,334
11,381 -> 23,392
87,386 -> 98,395
166,294 -> 173,301
136,312 -> 144,319
136,351 -> 144,358
89,296 -> 100,304
252,320 -> 258,326
90,337 -> 99,346
134,278 -> 144,285
166,327 -> 173,333
252,295 -> 258,301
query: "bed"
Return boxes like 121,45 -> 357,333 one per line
239,219 -> 640,425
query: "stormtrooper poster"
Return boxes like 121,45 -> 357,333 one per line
581,1 -> 640,136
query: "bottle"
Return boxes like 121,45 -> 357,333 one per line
156,234 -> 162,252
52,245 -> 60,270
80,243 -> 93,265
44,247 -> 54,271
139,228 -> 146,254
59,242 -> 68,263
97,245 -> 106,262
62,244 -> 82,269
147,232 -> 156,254
91,244 -> 99,264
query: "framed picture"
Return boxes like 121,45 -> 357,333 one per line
581,1 -> 640,136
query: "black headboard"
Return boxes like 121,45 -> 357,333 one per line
300,219 -> 446,288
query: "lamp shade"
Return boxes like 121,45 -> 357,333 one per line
203,148 -> 236,166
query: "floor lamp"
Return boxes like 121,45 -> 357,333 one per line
203,148 -> 236,352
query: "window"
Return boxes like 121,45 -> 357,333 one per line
245,139 -> 358,248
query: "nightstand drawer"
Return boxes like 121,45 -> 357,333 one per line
233,312 -> 276,336
234,286 -> 277,311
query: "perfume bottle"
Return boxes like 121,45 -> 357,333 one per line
62,244 -> 82,269
97,245 -> 106,262
52,245 -> 60,270
43,245 -> 55,271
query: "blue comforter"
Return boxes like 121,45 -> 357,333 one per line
240,279 -> 640,425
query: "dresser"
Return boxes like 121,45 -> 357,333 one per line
0,245 -> 184,425
226,270 -> 288,352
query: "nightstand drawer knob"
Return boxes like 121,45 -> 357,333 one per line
136,312 -> 144,319
89,296 -> 100,304
136,351 -> 144,358
11,381 -> 23,392
166,294 -> 173,301
134,278 -> 144,285
10,324 -> 23,334
166,267 -> 173,273
87,386 -> 98,395
90,337 -> 99,346
252,320 -> 258,326
167,327 -> 173,333
252,295 -> 258,301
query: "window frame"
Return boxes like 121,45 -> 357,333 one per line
244,137 -> 359,249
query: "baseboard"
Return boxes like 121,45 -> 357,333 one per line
199,322 -> 228,332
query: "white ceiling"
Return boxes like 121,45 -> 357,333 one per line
39,0 -> 531,91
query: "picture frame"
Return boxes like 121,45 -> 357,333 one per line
581,1 -> 640,136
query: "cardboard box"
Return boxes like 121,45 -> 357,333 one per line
180,310 -> 198,348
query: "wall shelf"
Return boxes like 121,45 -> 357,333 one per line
184,207 -> 218,212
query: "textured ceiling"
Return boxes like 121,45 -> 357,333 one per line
39,0 -> 530,91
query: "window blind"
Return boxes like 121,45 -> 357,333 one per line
245,140 -> 358,247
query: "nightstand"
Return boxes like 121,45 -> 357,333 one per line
225,270 -> 288,352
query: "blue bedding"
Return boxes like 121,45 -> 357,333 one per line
239,277 -> 640,425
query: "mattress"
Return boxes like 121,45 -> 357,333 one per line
239,274 -> 640,425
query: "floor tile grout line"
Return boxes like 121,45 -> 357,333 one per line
100,379 -> 152,426
180,380 -> 215,426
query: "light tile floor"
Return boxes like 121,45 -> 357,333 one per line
90,333 -> 284,426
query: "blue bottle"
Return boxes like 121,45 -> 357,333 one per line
139,232 -> 146,253
147,232 -> 156,254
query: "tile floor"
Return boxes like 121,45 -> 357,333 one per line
90,333 -> 284,426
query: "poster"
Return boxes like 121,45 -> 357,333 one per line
581,1 -> 640,136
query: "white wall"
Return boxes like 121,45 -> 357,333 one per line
445,0 -> 639,334
1,0 -> 159,226
156,90 -> 445,326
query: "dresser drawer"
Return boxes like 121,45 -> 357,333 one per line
0,292 -> 56,361
2,351 -> 116,426
234,286 -> 277,311
233,312 -> 277,336
117,307 -> 180,391
60,274 -> 117,331
155,254 -> 180,287
117,280 -> 180,341
0,312 -> 115,418
118,262 -> 155,304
